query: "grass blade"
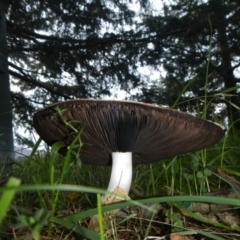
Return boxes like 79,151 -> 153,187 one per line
0,177 -> 21,224
97,194 -> 104,240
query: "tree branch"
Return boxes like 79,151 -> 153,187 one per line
9,69 -> 71,100
11,92 -> 48,105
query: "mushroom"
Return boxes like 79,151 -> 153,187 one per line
33,99 -> 225,201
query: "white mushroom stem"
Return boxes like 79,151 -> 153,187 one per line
101,152 -> 132,203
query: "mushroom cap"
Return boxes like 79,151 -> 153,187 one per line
33,99 -> 225,166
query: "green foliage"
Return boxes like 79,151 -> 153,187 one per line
2,2 -> 240,238
16,209 -> 48,240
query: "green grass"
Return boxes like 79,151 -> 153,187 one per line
0,125 -> 240,240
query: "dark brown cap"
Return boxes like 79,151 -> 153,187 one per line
33,99 -> 225,166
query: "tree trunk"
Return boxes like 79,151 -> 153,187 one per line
215,0 -> 240,130
0,2 -> 14,174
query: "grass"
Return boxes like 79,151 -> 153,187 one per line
0,124 -> 240,240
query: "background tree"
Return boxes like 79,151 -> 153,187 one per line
0,2 -> 14,169
5,0 -> 171,143
136,0 -> 240,130
4,0 -> 240,148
